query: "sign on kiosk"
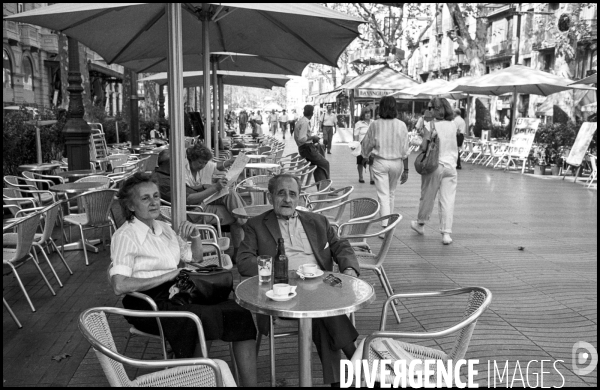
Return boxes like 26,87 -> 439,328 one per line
508,118 -> 540,159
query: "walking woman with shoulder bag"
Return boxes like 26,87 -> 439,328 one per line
411,98 -> 459,245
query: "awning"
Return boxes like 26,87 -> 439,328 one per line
88,62 -> 123,80
341,66 -> 419,99
314,90 -> 343,104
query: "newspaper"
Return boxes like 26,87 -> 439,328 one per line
203,153 -> 250,204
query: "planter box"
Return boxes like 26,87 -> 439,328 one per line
533,165 -> 547,175
550,165 -> 560,176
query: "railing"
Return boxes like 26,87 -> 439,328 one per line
481,4 -> 513,18
4,20 -> 20,43
485,39 -> 517,58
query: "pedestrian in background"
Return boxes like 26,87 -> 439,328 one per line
353,109 -> 373,184
279,109 -> 288,139
295,105 -> 330,183
453,108 -> 466,169
321,106 -> 337,155
239,109 -> 248,134
268,110 -> 278,135
361,96 -> 409,228
411,98 -> 459,245
288,109 -> 297,136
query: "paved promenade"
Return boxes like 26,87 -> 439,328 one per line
3,136 -> 597,387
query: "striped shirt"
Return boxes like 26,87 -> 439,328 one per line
424,120 -> 459,169
110,217 -> 192,279
360,118 -> 409,160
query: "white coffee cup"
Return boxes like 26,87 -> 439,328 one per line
301,264 -> 318,275
273,283 -> 297,297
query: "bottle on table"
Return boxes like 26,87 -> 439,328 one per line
273,238 -> 289,284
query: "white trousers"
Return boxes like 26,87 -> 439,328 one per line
417,164 -> 458,234
372,157 -> 404,226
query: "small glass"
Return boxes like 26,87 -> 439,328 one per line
258,255 -> 272,285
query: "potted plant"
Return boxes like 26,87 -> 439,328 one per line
531,144 -> 548,175
547,146 -> 562,175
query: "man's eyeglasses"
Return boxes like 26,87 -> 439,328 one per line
323,274 -> 342,288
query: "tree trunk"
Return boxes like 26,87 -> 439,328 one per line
447,3 -> 487,76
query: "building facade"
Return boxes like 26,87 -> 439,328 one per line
3,3 -> 125,116
404,3 -> 597,125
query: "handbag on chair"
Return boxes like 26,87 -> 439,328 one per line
169,265 -> 233,306
414,121 -> 440,175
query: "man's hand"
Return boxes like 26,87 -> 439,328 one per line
342,268 -> 358,278
400,171 -> 408,184
210,177 -> 228,192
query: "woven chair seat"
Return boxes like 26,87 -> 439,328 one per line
3,248 -> 20,261
63,213 -> 89,226
195,254 -> 233,270
354,252 -> 380,269
132,359 -> 236,387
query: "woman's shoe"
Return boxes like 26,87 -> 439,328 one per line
359,179 -> 365,183
370,180 -> 375,185
442,233 -> 453,245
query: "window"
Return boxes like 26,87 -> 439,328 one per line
524,58 -> 532,67
548,3 -> 560,11
543,53 -> 554,71
486,66 -> 490,74
17,3 -> 24,13
503,62 -> 510,68
22,57 -> 34,91
3,49 -> 13,89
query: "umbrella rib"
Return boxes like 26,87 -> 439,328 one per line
139,58 -> 167,74
536,84 -> 546,96
256,56 -> 301,76
258,11 -> 333,67
320,17 -> 361,34
215,20 -> 227,52
59,8 -> 115,31
108,7 -> 166,64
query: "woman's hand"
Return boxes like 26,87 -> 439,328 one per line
178,221 -> 199,240
400,171 -> 409,184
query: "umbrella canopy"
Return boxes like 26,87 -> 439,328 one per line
5,3 -> 362,67
570,73 -> 597,85
393,79 -> 449,99
264,102 -> 283,112
339,66 -> 419,99
139,70 -> 290,89
121,52 -> 309,75
450,65 -> 595,96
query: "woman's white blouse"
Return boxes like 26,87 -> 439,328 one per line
110,217 -> 192,279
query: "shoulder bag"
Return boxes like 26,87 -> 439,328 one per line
414,121 -> 440,175
169,265 -> 233,306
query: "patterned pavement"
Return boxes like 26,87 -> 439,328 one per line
3,134 -> 597,387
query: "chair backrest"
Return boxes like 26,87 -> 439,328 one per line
37,202 -> 62,243
136,156 -> 152,173
79,310 -> 134,386
75,175 -> 113,189
77,190 -> 118,225
140,153 -> 159,172
257,145 -> 272,155
308,186 -> 354,211
108,154 -> 129,169
446,288 -> 491,360
236,175 -> 271,206
110,200 -> 127,229
6,212 -> 41,262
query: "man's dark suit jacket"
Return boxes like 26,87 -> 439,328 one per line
237,209 -> 360,277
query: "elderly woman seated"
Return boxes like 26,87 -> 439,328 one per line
109,172 -> 257,386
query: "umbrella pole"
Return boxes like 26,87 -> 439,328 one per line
218,76 -> 225,139
35,125 -> 42,164
166,3 -> 186,228
203,13 -> 211,150
212,59 -> 219,158
511,87 -> 518,140
466,94 -> 471,135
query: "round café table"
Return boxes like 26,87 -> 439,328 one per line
235,274 -> 375,387
232,205 -> 309,219
246,162 -> 280,176
18,162 -> 61,173
246,154 -> 266,161
50,181 -> 108,253
57,169 -> 98,182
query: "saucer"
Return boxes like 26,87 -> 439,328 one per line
266,290 -> 297,302
296,268 -> 324,279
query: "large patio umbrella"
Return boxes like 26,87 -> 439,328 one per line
450,65 -> 596,136
121,52 -> 309,76
6,3 -> 362,240
140,70 -> 290,89
569,73 -> 597,85
393,78 -> 450,99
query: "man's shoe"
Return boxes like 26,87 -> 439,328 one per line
410,221 -> 425,235
442,233 -> 453,245
327,151 -> 332,154
359,179 -> 365,183
456,166 -> 462,170
370,180 -> 375,185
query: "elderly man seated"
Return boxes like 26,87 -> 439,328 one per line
153,147 -> 246,259
237,173 -> 359,386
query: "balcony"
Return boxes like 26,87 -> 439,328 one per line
19,23 -> 40,49
3,20 -> 20,44
40,33 -> 58,54
481,4 -> 514,18
580,18 -> 597,42
485,39 -> 516,59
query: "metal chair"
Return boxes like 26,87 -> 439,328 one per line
301,179 -> 333,200
3,188 -> 39,217
236,175 -> 271,206
305,186 -> 354,212
3,211 -> 57,312
4,175 -> 57,206
75,175 -> 114,189
140,153 -> 160,173
4,297 -> 23,328
586,155 -> 597,188
78,307 -> 236,387
4,202 -> 73,287
313,197 -> 380,231
350,287 -> 492,386
63,189 -> 118,266
339,214 -> 403,324
107,153 -> 129,170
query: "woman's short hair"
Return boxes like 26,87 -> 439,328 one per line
268,174 -> 302,195
378,96 -> 397,119
117,172 -> 158,222
359,109 -> 372,121
186,143 -> 213,163
430,97 -> 455,121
